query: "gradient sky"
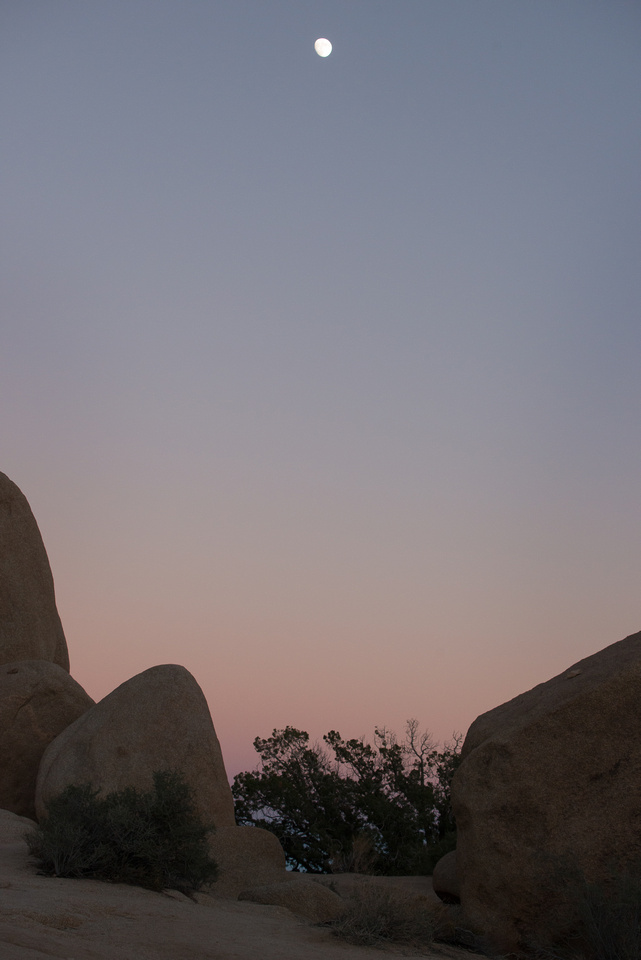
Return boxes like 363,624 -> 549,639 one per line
2,1 -> 640,779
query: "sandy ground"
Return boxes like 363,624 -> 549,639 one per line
0,833 -> 474,960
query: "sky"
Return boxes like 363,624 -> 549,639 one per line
2,1 -> 640,780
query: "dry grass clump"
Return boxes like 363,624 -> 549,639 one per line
329,834 -> 379,875
326,884 -> 436,948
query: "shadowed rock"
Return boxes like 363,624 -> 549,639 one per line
0,660 -> 94,820
432,850 -> 459,904
0,472 -> 69,671
239,876 -> 345,923
210,825 -> 288,896
451,629 -> 641,954
0,807 -> 37,844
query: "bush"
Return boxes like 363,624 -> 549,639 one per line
326,884 -> 436,948
27,770 -> 218,895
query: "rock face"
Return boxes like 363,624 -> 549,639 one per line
35,664 -> 236,830
239,876 -> 345,923
0,660 -> 94,820
210,825 -> 288,896
451,630 -> 641,954
431,850 -> 459,904
0,473 -> 69,671
0,807 -> 37,844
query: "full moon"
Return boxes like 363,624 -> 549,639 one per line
314,38 -> 332,57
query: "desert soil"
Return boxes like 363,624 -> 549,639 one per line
0,834 -> 473,960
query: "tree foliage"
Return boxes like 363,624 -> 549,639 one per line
232,720 -> 462,874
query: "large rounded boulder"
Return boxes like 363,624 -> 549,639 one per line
0,660 -> 94,819
451,630 -> 641,954
35,664 -> 236,829
0,473 -> 69,670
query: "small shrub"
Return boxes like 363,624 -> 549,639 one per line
27,770 -> 218,895
327,884 -> 435,948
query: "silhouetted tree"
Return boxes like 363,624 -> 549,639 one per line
232,721 -> 462,874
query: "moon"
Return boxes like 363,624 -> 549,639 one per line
314,38 -> 332,57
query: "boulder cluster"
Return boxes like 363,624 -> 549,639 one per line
0,471 -> 344,919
